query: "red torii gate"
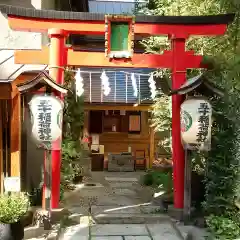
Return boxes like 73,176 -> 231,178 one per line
0,4 -> 234,211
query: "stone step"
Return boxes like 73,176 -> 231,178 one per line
92,213 -> 171,224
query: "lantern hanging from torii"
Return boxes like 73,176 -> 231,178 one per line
169,73 -> 224,151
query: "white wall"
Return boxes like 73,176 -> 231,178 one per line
0,0 -> 56,49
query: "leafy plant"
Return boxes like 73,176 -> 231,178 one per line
0,193 -> 29,224
151,93 -> 172,155
61,137 -> 84,183
61,69 -> 86,187
206,215 -> 240,240
142,170 -> 173,192
27,187 -> 42,207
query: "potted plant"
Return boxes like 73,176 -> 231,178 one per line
0,193 -> 29,240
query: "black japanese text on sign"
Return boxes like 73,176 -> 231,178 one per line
197,102 -> 210,143
37,99 -> 52,141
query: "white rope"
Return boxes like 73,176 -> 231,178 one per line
67,69 -> 151,76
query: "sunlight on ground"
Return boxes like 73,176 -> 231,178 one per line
103,202 -> 151,213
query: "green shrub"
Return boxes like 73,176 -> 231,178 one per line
206,215 -> 240,240
142,172 -> 154,186
142,171 -> 173,192
0,193 -> 29,224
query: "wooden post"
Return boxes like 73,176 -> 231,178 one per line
149,127 -> 155,169
183,149 -> 192,223
10,93 -> 21,177
0,102 -> 3,193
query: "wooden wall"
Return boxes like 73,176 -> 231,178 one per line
87,110 -> 158,169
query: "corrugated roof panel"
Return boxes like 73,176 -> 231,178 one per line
82,72 -> 90,102
90,72 -> 102,102
81,67 -> 155,104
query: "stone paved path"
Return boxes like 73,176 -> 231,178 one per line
59,172 -> 208,240
62,223 -> 185,240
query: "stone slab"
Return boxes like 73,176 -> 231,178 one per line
105,177 -> 138,182
91,205 -> 142,214
94,213 -> 171,224
113,188 -> 137,196
140,205 -> 163,214
95,195 -> 139,206
91,224 -> 148,236
68,207 -> 88,214
125,237 -> 152,240
75,182 -> 104,189
91,237 -> 123,240
176,225 -> 210,240
24,226 -> 49,239
59,224 -> 89,240
147,224 -> 181,240
109,182 -> 135,188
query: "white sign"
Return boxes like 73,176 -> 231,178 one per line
91,134 -> 99,145
4,177 -> 21,192
29,95 -> 63,143
181,98 -> 212,151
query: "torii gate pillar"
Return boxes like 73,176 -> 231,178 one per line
48,29 -> 67,209
171,37 -> 187,208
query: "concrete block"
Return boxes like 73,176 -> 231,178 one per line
91,205 -> 141,215
167,205 -> 184,221
125,237 -> 151,240
105,177 -> 138,182
147,224 -> 181,240
59,224 -> 89,240
91,224 -> 148,236
24,226 -> 49,239
140,205 -> 164,214
92,237 -> 123,240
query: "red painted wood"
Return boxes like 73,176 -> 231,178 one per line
171,38 -> 187,209
48,29 -> 66,209
8,16 -> 228,36
14,48 -> 206,69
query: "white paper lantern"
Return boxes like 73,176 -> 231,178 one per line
29,95 -> 63,144
181,98 -> 212,147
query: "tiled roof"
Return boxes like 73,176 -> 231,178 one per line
0,49 -> 47,82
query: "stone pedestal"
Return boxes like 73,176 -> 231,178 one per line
108,153 -> 134,172
168,205 -> 184,221
81,156 -> 92,177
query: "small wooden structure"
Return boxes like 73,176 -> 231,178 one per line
0,70 -> 68,193
169,73 -> 224,97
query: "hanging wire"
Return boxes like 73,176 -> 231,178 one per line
65,68 -> 151,76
